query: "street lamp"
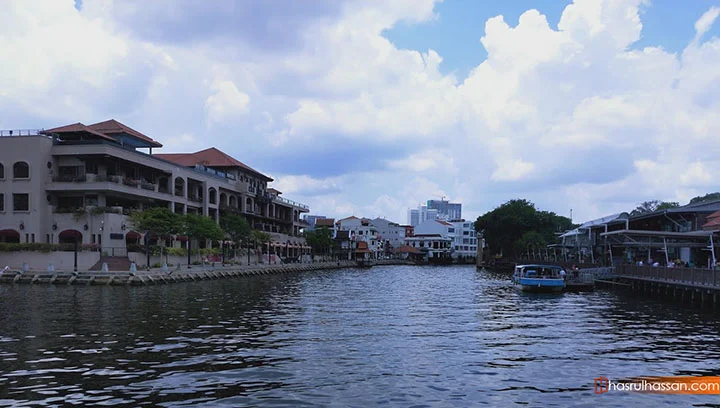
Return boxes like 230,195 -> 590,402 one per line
247,239 -> 251,265
145,232 -> 151,270
187,236 -> 191,268
73,230 -> 80,272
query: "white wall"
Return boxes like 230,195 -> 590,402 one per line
0,251 -> 100,271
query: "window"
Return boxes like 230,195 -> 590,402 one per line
13,162 -> 29,179
0,163 -> 4,179
13,193 -> 29,211
85,161 -> 98,174
0,193 -> 3,211
448,228 -> 455,233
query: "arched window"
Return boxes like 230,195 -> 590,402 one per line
174,177 -> 185,196
13,161 -> 29,179
246,197 -> 253,213
208,188 -> 217,204
219,192 -> 227,206
0,162 -> 4,179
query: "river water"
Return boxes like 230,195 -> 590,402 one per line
1,265 -> 719,407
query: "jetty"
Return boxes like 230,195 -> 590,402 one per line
0,259 -> 408,286
584,264 -> 720,309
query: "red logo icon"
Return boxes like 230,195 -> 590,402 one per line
594,377 -> 609,394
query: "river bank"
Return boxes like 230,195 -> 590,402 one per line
0,259 -> 409,286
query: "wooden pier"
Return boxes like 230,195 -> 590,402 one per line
610,264 -> 720,309
0,260 -> 408,286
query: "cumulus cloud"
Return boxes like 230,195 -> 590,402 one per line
204,79 -> 251,124
4,0 -> 720,225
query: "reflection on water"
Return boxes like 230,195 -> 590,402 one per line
1,265 -> 719,406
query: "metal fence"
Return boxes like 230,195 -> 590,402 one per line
616,264 -> 720,288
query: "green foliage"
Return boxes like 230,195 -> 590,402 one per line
129,207 -> 182,237
250,230 -> 271,245
220,214 -> 251,244
689,192 -> 720,205
182,214 -> 225,242
475,199 -> 573,258
630,200 -> 680,215
305,227 -> 333,253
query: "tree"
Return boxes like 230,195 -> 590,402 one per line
630,200 -> 679,215
220,214 -> 251,245
305,227 -> 333,255
182,214 -> 225,243
475,199 -> 573,259
250,230 -> 271,251
689,192 -> 720,205
128,207 -> 182,238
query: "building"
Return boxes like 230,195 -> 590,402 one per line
413,219 -> 478,260
334,216 -> 383,258
407,208 -> 420,227
408,199 -> 462,226
0,120 -> 309,257
302,215 -> 328,231
427,199 -> 462,221
449,220 -> 479,260
560,200 -> 720,267
370,217 -> 405,253
404,234 -> 452,262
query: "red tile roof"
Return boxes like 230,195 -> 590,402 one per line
156,147 -> 272,181
267,188 -> 281,194
436,220 -> 453,226
702,210 -> 720,230
393,245 -> 421,254
337,216 -> 359,223
89,119 -> 163,147
315,218 -> 335,227
45,122 -> 117,142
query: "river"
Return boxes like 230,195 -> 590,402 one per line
1,265 -> 719,407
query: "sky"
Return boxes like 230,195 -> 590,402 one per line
2,0 -> 720,225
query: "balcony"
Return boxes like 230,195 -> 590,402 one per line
47,174 -> 174,200
52,174 -> 87,182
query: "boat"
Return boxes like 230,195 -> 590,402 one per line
512,264 -> 565,293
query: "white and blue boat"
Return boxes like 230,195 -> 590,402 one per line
512,264 -> 565,293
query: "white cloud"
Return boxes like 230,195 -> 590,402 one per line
4,0 -> 720,226
694,6 -> 720,41
204,79 -> 251,124
387,149 -> 456,173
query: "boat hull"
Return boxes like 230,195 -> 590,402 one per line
516,277 -> 565,293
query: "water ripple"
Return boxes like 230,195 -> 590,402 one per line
1,265 -> 719,406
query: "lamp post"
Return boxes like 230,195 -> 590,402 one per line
73,230 -> 79,272
187,237 -> 191,268
247,240 -> 251,265
145,232 -> 151,270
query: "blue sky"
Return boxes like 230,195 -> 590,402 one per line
2,0 -> 720,224
385,0 -> 720,79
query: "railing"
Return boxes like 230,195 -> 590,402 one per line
52,174 -> 87,182
616,264 -> 720,288
140,181 -> 157,191
580,266 -> 616,280
0,129 -> 47,137
274,195 -> 309,210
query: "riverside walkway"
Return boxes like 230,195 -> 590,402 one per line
0,260 -> 409,286
613,264 -> 720,308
